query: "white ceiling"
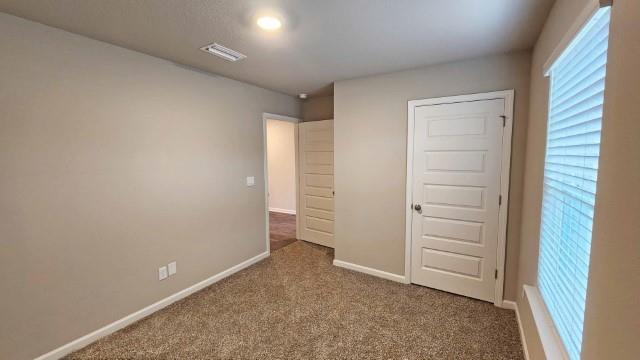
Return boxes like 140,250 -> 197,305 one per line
0,0 -> 554,96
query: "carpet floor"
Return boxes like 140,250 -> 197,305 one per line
66,241 -> 523,359
269,211 -> 297,251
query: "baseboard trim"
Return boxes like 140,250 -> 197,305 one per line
502,300 -> 530,360
333,259 -> 409,284
268,207 -> 296,215
501,300 -> 517,311
34,251 -> 270,360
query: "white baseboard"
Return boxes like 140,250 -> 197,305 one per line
502,300 -> 530,360
333,259 -> 409,284
35,251 -> 270,360
268,207 -> 296,215
501,300 -> 517,311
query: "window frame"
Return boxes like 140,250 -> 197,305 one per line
535,3 -> 612,360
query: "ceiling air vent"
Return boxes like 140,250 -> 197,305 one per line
200,43 -> 247,62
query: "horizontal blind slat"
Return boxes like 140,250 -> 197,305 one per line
548,105 -> 603,132
551,73 -> 606,109
553,13 -> 611,75
551,84 -> 606,117
548,118 -> 602,139
553,41 -> 608,92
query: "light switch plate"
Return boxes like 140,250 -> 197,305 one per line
158,266 -> 168,281
246,176 -> 255,186
168,261 -> 177,276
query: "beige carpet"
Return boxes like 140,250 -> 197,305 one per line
66,241 -> 523,359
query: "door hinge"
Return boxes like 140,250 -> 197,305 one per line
499,195 -> 502,206
500,115 -> 506,127
495,269 -> 498,279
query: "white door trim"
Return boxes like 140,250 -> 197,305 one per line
262,113 -> 300,254
405,90 -> 514,306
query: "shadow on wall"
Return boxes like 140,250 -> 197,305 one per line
302,95 -> 334,121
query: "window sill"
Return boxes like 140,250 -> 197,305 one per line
523,285 -> 570,360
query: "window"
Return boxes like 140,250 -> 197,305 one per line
538,6 -> 611,360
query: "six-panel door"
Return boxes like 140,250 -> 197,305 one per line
410,99 -> 505,302
298,120 -> 335,248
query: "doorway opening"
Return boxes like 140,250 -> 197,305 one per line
263,113 -> 300,252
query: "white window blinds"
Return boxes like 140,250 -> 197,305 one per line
538,6 -> 611,360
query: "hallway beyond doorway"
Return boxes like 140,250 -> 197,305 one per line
269,211 -> 297,251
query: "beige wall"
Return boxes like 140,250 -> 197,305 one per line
581,1 -> 639,358
333,51 -> 532,300
266,119 -> 297,213
302,95 -> 334,122
517,0 -> 640,358
0,13 -> 299,360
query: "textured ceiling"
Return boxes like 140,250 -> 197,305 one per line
0,0 -> 554,96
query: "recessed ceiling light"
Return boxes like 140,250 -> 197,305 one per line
257,16 -> 282,31
299,93 -> 308,99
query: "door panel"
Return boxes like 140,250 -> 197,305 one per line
410,99 -> 504,302
425,151 -> 486,172
421,249 -> 482,278
299,120 -> 334,248
423,184 -> 484,208
422,217 -> 484,243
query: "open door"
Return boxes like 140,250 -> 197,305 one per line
298,120 -> 334,248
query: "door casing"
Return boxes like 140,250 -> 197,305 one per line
405,90 -> 514,307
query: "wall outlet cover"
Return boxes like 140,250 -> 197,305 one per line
158,266 -> 168,280
168,261 -> 177,276
246,176 -> 255,186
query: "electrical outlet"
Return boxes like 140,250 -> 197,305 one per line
168,261 -> 177,276
158,266 -> 168,281
246,176 -> 255,186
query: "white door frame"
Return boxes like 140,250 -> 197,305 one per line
262,113 -> 301,254
405,90 -> 514,307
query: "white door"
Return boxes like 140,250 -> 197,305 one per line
298,120 -> 334,248
410,99 -> 505,302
